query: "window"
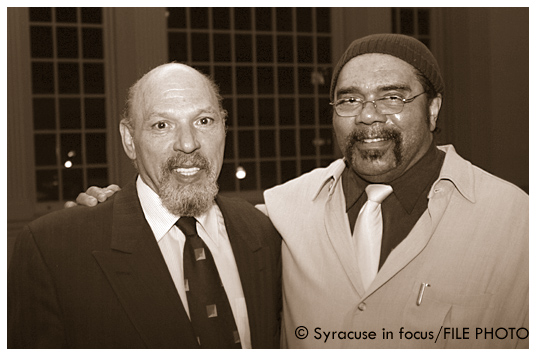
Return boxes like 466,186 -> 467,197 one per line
391,8 -> 432,47
29,7 -> 108,202
167,7 -> 335,192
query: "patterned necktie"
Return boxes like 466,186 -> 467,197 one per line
176,217 -> 241,348
354,184 -> 393,291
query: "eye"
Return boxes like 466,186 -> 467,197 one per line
153,121 -> 169,130
196,117 -> 214,126
383,95 -> 403,102
339,97 -> 361,105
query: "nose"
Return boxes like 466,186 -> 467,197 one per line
355,101 -> 387,125
173,124 -> 201,153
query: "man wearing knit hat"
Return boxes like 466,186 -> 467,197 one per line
72,34 -> 528,348
262,33 -> 528,348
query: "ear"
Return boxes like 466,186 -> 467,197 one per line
120,119 -> 137,160
427,94 -> 442,132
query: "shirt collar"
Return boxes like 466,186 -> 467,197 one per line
341,143 -> 445,214
311,159 -> 347,201
136,176 -> 218,242
433,145 -> 476,203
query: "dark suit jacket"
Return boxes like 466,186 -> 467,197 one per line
8,182 -> 282,348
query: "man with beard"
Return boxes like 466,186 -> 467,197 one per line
7,63 -> 282,348
70,34 -> 528,348
261,34 -> 528,348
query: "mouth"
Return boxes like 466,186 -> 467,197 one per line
174,167 -> 201,176
361,137 -> 390,144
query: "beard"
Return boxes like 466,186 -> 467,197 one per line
344,126 -> 403,168
157,152 -> 219,217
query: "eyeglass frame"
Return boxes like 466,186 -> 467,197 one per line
330,92 -> 427,117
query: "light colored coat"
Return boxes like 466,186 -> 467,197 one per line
262,145 -> 528,348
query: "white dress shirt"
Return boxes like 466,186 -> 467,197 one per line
136,176 -> 251,348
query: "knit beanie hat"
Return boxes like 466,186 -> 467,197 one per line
330,33 -> 445,101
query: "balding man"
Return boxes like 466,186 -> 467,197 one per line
7,63 -> 282,349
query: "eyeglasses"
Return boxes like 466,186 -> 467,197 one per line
330,92 -> 426,117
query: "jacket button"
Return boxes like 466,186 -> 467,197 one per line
358,302 -> 366,311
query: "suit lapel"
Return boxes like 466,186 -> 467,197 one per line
92,182 -> 197,348
324,181 -> 366,297
216,195 -> 265,348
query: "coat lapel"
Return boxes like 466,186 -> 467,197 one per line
92,182 -> 197,348
324,180 -> 366,297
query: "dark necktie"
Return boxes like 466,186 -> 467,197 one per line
176,216 -> 241,348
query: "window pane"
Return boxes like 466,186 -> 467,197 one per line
62,168 -> 83,200
238,162 -> 256,190
279,98 -> 295,126
236,66 -> 253,94
36,170 -> 59,201
59,98 -> 81,129
191,33 -> 210,62
260,161 -> 277,189
168,32 -> 188,62
30,26 -> 53,58
61,134 -> 82,166
224,131 -> 234,159
277,35 -> 293,63
81,8 -> 102,24
85,98 -> 106,129
316,8 -> 331,33
235,34 -> 252,62
298,67 -> 314,94
83,63 -> 104,94
33,98 -> 56,130
297,36 -> 313,63
212,8 -> 230,29
280,129 -> 296,157
57,27 -> 78,58
32,62 -> 55,94
29,8 -> 52,22
280,160 -> 296,183
259,130 -> 276,157
237,99 -> 254,127
214,34 -> 231,62
214,66 -> 232,95
317,37 -> 331,64
319,128 -> 334,155
400,8 -> 414,35
300,128 -> 316,156
168,8 -> 186,28
58,62 -> 80,94
234,8 -> 251,30
56,7 -> 77,23
218,163 -> 235,191
257,67 -> 274,94
34,134 -> 57,166
255,8 -> 272,31
319,98 -> 332,125
301,159 -> 317,174
83,28 -> 103,59
238,130 -> 255,158
276,8 -> 292,32
278,67 -> 294,94
258,98 -> 275,126
86,133 -> 107,164
256,35 -> 273,63
296,8 -> 312,32
299,97 -> 315,125
418,9 -> 430,35
87,168 -> 108,187
190,8 -> 208,29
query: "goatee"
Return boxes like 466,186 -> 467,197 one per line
344,126 -> 403,167
158,152 -> 219,217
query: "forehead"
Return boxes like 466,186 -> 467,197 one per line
337,53 -> 420,92
135,66 -> 219,116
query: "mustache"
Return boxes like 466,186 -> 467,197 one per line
163,151 -> 212,172
346,127 -> 401,143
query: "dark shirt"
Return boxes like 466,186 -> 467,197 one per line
342,143 -> 445,270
